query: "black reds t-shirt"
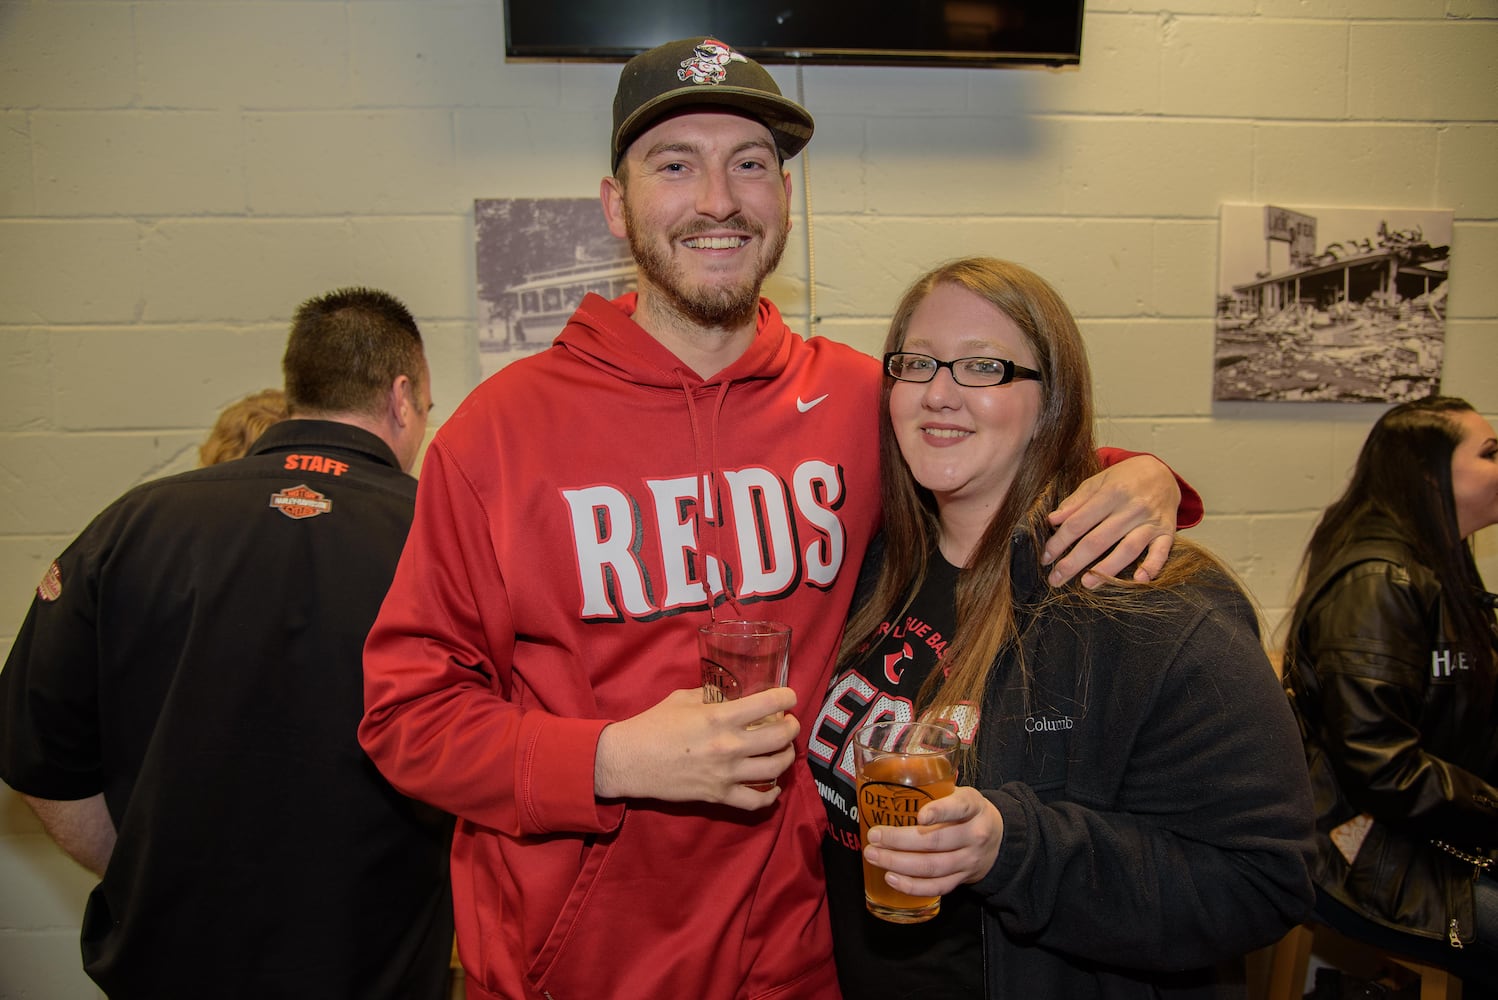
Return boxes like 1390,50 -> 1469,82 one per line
808,553 -> 984,999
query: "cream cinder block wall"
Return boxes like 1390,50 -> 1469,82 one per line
2,1 -> 1495,995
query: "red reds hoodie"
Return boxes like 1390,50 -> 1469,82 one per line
361,293 -> 882,999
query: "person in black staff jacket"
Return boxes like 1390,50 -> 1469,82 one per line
0,288 -> 453,1000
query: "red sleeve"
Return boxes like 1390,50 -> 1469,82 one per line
358,441 -> 621,837
1097,447 -> 1204,530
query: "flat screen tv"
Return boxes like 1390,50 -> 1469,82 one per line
504,2 -> 1085,69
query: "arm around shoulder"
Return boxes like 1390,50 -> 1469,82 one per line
1045,449 -> 1202,587
1095,447 -> 1203,529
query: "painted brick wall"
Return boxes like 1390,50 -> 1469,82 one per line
1,1 -> 1495,995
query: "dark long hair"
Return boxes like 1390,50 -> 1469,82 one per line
1285,396 -> 1496,677
838,258 -> 1234,772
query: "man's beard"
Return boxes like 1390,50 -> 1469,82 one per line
624,205 -> 789,329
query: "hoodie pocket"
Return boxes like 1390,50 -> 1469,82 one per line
524,802 -> 807,999
526,826 -> 621,989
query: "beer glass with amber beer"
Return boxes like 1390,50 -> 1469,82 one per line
853,720 -> 960,923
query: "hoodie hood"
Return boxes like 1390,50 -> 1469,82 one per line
555,292 -> 792,390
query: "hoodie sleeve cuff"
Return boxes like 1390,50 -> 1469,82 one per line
517,714 -> 624,835
1097,446 -> 1204,530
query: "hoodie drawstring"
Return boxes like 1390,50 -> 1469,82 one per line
678,371 -> 742,623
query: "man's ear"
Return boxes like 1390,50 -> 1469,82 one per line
601,175 -> 628,240
782,169 -> 793,236
390,374 -> 415,427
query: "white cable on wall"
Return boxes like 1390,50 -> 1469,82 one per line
795,63 -> 817,335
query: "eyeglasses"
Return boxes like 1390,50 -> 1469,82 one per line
884,352 -> 1043,388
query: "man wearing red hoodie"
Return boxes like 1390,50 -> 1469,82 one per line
360,37 -> 1198,1000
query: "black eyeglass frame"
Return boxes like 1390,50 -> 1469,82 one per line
883,351 -> 1044,387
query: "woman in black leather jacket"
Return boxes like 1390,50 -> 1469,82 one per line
1283,395 -> 1498,992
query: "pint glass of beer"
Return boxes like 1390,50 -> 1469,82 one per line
699,620 -> 792,791
853,720 -> 960,923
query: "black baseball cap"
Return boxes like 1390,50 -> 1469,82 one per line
611,37 -> 815,171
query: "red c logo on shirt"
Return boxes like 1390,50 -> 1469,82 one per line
884,642 -> 913,685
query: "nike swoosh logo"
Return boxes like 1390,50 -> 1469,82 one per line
796,394 -> 829,413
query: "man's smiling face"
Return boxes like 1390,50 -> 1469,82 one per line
607,110 -> 791,331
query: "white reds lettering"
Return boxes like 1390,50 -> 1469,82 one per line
724,467 -> 796,598
563,461 -> 847,622
809,674 -> 914,784
808,672 -> 879,769
794,460 -> 844,587
645,475 -> 724,613
564,485 -> 653,618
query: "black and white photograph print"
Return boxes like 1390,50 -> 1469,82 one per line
474,198 -> 636,380
1213,203 -> 1452,404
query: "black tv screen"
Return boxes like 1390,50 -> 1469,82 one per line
505,1 -> 1085,69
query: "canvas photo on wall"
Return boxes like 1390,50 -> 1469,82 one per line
474,198 -> 635,381
1213,203 -> 1452,403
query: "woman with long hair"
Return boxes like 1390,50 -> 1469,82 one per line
1282,396 -> 1498,992
808,257 -> 1314,998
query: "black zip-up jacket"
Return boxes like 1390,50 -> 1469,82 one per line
1283,515 -> 1498,948
970,537 -> 1316,998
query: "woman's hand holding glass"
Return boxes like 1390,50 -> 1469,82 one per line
862,787 -> 1005,898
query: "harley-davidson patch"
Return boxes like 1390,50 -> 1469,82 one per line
269,484 -> 333,520
37,560 -> 63,601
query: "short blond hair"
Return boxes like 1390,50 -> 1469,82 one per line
198,388 -> 288,466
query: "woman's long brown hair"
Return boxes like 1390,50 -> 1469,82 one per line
839,257 -> 1241,774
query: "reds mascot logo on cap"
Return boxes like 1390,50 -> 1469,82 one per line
678,38 -> 747,85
